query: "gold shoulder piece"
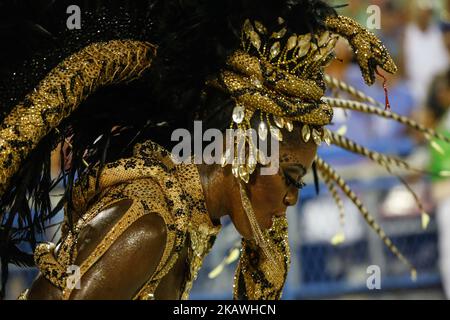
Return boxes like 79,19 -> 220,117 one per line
34,242 -> 68,290
325,15 -> 397,85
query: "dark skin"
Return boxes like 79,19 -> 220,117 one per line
27,127 -> 317,299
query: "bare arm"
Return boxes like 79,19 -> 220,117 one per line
28,200 -> 167,300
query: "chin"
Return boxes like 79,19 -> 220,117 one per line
233,216 -> 273,239
260,216 -> 273,230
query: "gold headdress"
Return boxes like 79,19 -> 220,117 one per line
211,15 -> 450,280
211,15 -> 398,183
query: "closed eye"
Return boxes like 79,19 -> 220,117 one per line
282,164 -> 307,189
284,173 -> 307,189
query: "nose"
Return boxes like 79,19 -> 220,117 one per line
283,187 -> 299,207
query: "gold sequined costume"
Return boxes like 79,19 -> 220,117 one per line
19,140 -> 288,299
2,1 -> 449,300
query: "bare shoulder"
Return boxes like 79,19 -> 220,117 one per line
67,201 -> 169,299
28,199 -> 170,299
121,209 -> 168,258
73,199 -> 167,264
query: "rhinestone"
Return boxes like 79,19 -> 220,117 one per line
273,116 -> 284,129
287,35 -> 297,51
327,36 -> 338,49
239,165 -> 250,183
422,212 -> 430,230
336,125 -> 347,136
297,33 -> 312,46
232,158 -> 239,178
221,147 -> 232,167
331,232 -> 345,246
323,128 -> 331,146
302,125 -> 311,143
270,42 -> 281,59
243,19 -> 253,37
247,154 -> 257,174
297,45 -> 310,58
312,128 -> 322,145
249,31 -> 261,50
254,21 -> 267,34
271,28 -> 287,39
318,31 -> 330,47
285,120 -> 294,132
225,248 -> 240,264
208,264 -> 224,279
258,149 -> 269,165
277,17 -> 285,25
431,140 -> 445,155
321,45 -> 333,57
235,128 -> 246,151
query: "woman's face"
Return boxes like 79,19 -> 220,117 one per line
229,127 -> 318,239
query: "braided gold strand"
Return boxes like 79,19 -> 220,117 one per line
319,168 -> 346,245
323,97 -> 450,144
329,131 -> 438,175
315,156 -> 417,280
333,131 -> 431,226
330,130 -> 439,229
324,75 -> 383,108
383,165 -> 431,230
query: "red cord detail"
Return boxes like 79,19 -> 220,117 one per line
375,68 -> 391,111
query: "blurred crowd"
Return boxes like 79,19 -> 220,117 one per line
327,0 -> 450,299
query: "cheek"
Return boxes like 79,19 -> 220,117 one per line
228,174 -> 287,238
249,176 -> 285,205
248,174 -> 286,219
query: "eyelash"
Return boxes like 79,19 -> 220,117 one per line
284,173 -> 306,189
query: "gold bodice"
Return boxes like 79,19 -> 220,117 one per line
28,140 -> 221,299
